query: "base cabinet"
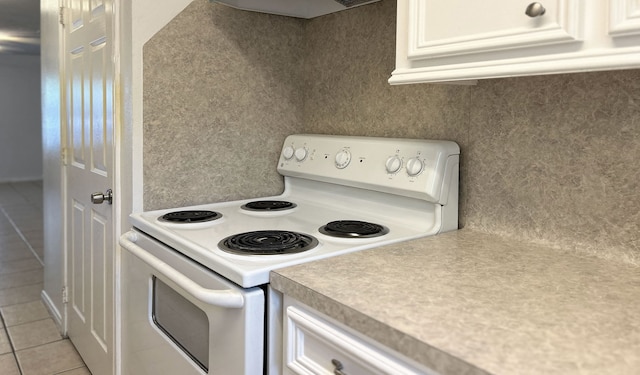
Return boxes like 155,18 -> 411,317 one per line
390,0 -> 640,84
283,297 -> 435,375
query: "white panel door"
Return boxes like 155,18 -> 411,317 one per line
63,0 -> 115,374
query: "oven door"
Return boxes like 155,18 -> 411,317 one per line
119,231 -> 264,375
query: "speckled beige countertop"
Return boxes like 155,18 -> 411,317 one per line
270,229 -> 640,375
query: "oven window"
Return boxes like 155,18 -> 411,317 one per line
152,276 -> 209,372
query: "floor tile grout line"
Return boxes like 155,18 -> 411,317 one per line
0,280 -> 46,293
0,309 -> 23,375
3,316 -> 54,330
0,265 -> 43,273
13,336 -> 66,355
0,208 -> 44,267
14,340 -> 88,375
9,183 -> 41,210
52,363 -> 88,375
0,269 -> 44,277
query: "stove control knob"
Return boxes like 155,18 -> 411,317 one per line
385,156 -> 402,174
407,158 -> 424,177
294,147 -> 308,161
282,146 -> 295,160
335,149 -> 351,169
406,157 -> 424,176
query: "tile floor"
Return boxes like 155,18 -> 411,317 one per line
0,181 -> 91,375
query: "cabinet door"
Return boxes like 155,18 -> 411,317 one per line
609,0 -> 640,37
408,0 -> 582,59
390,0 -> 640,83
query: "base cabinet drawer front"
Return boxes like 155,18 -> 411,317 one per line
391,0 -> 640,84
283,300 -> 436,375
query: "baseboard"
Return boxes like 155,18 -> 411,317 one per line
41,289 -> 66,336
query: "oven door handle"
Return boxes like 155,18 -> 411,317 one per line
119,232 -> 245,309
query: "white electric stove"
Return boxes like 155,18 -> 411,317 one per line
119,134 -> 460,375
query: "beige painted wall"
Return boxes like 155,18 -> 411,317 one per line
41,0 -> 65,327
144,0 -> 639,265
0,55 -> 42,182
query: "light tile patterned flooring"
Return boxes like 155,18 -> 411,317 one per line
0,181 -> 91,375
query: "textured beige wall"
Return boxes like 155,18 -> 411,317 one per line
300,0 -> 472,223
301,0 -> 640,265
466,72 -> 640,265
143,1 -> 304,209
144,0 -> 639,264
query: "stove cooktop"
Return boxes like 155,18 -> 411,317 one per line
129,134 -> 460,288
130,181 -> 441,287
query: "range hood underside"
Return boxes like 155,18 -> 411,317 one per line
212,0 -> 380,19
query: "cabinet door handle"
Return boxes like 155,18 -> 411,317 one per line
525,2 -> 546,17
332,359 -> 348,375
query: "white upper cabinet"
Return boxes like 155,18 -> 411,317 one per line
390,0 -> 640,84
407,0 -> 582,60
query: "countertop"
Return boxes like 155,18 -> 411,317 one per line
270,229 -> 640,375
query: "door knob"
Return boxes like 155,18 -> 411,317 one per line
525,2 -> 546,17
91,189 -> 113,205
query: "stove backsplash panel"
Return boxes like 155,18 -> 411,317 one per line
144,0 -> 640,265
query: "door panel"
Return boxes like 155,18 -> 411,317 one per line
71,200 -> 86,321
91,210 -> 108,350
69,50 -> 85,166
70,0 -> 84,29
91,0 -> 106,16
90,39 -> 108,175
63,0 -> 115,373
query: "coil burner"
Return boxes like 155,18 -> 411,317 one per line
319,220 -> 389,238
241,200 -> 297,212
159,210 -> 222,224
219,230 -> 318,255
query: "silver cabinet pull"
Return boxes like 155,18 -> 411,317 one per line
525,2 -> 546,17
91,189 -> 113,204
332,359 -> 348,375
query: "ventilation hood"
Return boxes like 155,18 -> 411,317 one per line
211,0 -> 380,19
